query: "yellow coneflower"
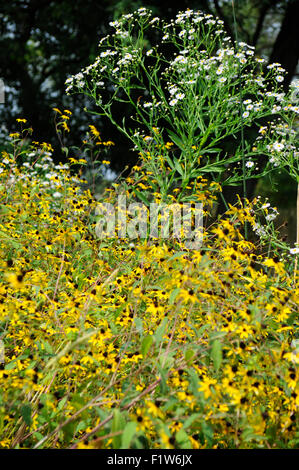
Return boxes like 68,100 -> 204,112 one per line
6,272 -> 25,288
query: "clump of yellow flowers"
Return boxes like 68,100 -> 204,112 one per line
0,116 -> 298,450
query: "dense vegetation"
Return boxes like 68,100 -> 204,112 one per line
0,7 -> 298,449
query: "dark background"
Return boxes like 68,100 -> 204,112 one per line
0,0 -> 298,240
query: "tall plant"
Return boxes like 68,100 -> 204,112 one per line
66,7 -> 298,212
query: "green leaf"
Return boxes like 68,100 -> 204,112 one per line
169,288 -> 180,305
166,129 -> 185,150
75,420 -> 87,435
61,147 -> 69,157
121,421 -> 137,449
42,341 -> 53,355
176,428 -> 191,449
173,157 -> 184,176
185,349 -> 195,363
134,318 -> 143,335
201,148 -> 222,154
183,413 -> 201,430
154,317 -> 168,344
209,331 -> 227,340
132,188 -> 149,206
111,409 -> 125,449
141,335 -> 153,358
58,396 -> 68,411
201,420 -> 214,443
210,340 -> 222,372
164,154 -> 175,170
199,165 -> 223,173
158,369 -> 168,394
21,404 -> 32,427
158,352 -> 174,371
5,361 -> 17,370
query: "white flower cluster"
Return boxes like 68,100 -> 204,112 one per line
0,148 -> 84,206
252,222 -> 266,237
67,6 -> 298,191
261,203 -> 279,222
65,72 -> 85,93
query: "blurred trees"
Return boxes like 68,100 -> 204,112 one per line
0,0 -> 298,172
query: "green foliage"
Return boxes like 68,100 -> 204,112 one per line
70,7 -> 298,205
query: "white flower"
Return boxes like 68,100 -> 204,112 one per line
169,98 -> 178,106
185,9 -> 193,17
109,21 -> 120,28
53,192 -> 63,198
269,156 -> 279,166
253,223 -> 266,237
169,86 -> 178,96
261,203 -> 270,209
146,49 -> 153,56
173,55 -> 188,65
259,126 -> 267,135
176,92 -> 185,100
276,75 -> 284,83
266,213 -> 277,222
143,102 -> 152,108
150,17 -> 159,24
218,77 -> 227,83
116,30 -> 129,39
273,142 -> 284,152
137,7 -> 148,16
290,247 -> 299,255
124,53 -> 133,60
242,111 -> 250,118
100,50 -> 112,58
246,161 -> 254,168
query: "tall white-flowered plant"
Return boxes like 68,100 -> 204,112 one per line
66,8 -> 298,206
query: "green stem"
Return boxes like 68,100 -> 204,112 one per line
232,0 -> 248,239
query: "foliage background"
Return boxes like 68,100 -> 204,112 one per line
0,0 -> 298,240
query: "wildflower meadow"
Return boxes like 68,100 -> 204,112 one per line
0,8 -> 298,450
